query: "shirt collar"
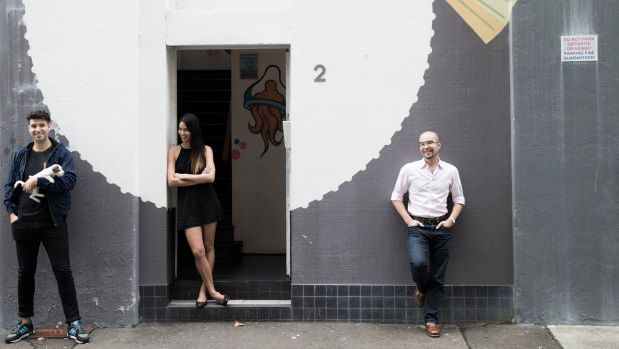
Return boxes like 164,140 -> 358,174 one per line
419,158 -> 443,169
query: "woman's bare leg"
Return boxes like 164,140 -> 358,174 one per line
198,222 -> 217,302
185,226 -> 219,302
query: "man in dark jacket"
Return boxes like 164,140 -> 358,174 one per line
3,111 -> 89,344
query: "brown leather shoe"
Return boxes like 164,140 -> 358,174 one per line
414,288 -> 425,306
425,322 -> 441,337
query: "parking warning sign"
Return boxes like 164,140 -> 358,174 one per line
561,35 -> 598,62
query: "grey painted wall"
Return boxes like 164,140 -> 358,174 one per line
512,0 -> 619,324
139,202 -> 172,286
0,1 -> 140,327
291,1 -> 512,285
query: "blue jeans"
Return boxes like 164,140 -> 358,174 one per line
407,225 -> 453,324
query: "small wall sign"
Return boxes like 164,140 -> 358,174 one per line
561,35 -> 598,62
240,53 -> 258,79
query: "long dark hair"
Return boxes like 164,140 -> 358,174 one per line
179,113 -> 205,174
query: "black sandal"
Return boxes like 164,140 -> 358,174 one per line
217,295 -> 230,306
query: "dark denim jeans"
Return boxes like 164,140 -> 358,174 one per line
11,219 -> 81,323
407,225 -> 453,324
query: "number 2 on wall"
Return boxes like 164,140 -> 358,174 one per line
314,64 -> 326,82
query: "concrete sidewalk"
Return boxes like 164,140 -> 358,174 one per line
1,322 -> 617,348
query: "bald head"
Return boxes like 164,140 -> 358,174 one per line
419,131 -> 439,143
418,131 -> 441,160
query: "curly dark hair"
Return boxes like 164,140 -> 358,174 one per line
26,110 -> 51,123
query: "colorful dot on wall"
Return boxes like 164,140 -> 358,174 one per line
231,149 -> 240,160
234,139 -> 240,145
240,142 -> 247,150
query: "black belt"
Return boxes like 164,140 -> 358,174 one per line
410,214 -> 449,225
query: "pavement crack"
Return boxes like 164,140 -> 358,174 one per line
458,324 -> 473,349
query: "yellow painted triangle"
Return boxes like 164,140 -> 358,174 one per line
446,0 -> 517,44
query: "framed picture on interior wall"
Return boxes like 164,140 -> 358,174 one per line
240,53 -> 258,79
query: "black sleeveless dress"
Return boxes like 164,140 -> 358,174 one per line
175,147 -> 224,230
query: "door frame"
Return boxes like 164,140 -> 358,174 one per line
168,45 -> 292,279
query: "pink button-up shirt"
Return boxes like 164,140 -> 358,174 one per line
391,159 -> 465,218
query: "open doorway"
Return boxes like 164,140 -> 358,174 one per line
172,48 -> 289,301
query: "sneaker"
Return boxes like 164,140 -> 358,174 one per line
4,320 -> 34,343
67,320 -> 90,344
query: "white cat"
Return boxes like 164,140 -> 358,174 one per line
14,164 -> 65,203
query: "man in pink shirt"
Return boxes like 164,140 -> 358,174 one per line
391,131 -> 465,337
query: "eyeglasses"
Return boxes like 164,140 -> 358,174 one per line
419,140 -> 438,147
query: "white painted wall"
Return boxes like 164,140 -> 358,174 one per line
165,9 -> 290,46
23,0 -> 141,197
231,49 -> 287,253
288,1 -> 434,209
140,0 -> 176,209
174,0 -> 289,9
23,0 -> 175,209
165,1 -> 434,210
23,0 -> 434,213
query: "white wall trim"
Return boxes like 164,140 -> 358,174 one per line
165,9 -> 291,46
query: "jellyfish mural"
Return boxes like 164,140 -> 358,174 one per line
243,65 -> 286,158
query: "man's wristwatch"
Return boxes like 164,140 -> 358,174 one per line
449,217 -> 456,224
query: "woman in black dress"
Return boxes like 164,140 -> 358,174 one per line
167,113 -> 228,306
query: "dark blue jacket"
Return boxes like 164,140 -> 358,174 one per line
3,138 -> 77,226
